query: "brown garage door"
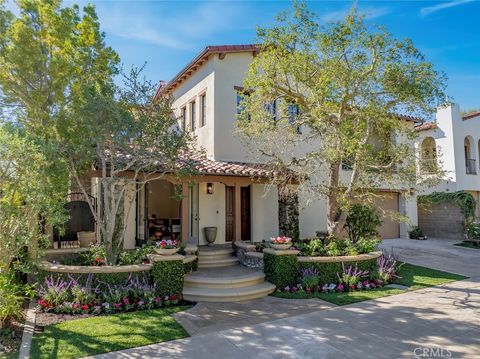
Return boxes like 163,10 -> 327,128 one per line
373,192 -> 400,239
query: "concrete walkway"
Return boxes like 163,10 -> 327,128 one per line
92,238 -> 480,359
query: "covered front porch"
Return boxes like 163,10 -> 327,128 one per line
127,174 -> 279,249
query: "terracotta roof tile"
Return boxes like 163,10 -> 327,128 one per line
462,111 -> 480,120
415,122 -> 437,132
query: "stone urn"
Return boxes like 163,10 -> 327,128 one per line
203,227 -> 218,246
269,243 -> 293,250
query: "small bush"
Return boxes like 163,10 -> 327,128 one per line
151,260 -> 184,298
344,204 -> 381,244
408,226 -> 424,239
263,253 -> 298,288
0,272 -> 34,325
466,222 -> 480,240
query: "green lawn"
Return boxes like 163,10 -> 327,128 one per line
30,306 -> 191,359
272,263 -> 467,306
454,241 -> 480,250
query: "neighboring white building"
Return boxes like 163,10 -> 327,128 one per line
416,104 -> 480,222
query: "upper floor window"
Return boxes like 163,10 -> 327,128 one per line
180,106 -> 186,131
420,137 -> 437,174
464,136 -> 477,175
190,100 -> 196,131
287,103 -> 301,134
200,93 -> 206,127
265,100 -> 277,122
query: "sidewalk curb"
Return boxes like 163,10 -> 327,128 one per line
18,301 -> 36,359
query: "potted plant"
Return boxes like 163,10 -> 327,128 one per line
269,236 -> 293,250
154,239 -> 179,255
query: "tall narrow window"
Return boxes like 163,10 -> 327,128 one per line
190,100 -> 196,131
287,103 -> 301,134
200,94 -> 206,127
265,100 -> 277,122
180,106 -> 186,130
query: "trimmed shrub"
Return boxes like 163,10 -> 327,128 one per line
263,253 -> 298,288
297,258 -> 378,284
151,260 -> 184,297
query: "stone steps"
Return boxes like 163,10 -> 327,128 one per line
183,282 -> 276,302
184,272 -> 266,289
197,257 -> 239,268
197,247 -> 238,268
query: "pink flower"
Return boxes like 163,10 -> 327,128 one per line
113,302 -> 122,309
123,297 -> 130,305
72,303 -> 81,309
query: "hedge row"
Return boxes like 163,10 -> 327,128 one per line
264,253 -> 378,287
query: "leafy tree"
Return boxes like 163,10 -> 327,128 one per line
237,2 -> 446,235
61,70 -> 191,263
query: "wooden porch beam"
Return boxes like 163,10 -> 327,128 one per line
234,183 -> 241,242
181,182 -> 189,246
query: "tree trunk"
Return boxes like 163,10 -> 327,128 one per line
327,162 -> 341,236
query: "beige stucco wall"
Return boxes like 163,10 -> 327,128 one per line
198,182 -> 226,246
251,184 -> 279,242
170,60 -> 216,157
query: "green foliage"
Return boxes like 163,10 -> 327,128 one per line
237,1 -> 446,235
297,236 -> 379,257
0,271 -> 34,325
344,204 -> 381,244
0,127 -> 67,272
183,258 -> 198,273
418,191 -> 476,221
297,238 -> 325,256
301,276 -> 319,289
466,223 -> 480,240
298,259 -> 378,284
263,253 -> 298,288
408,225 -> 424,239
151,260 -> 184,297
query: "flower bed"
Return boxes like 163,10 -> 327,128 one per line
276,252 -> 398,295
36,253 -> 196,316
263,247 -> 383,288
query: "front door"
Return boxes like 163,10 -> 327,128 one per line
241,186 -> 251,242
225,186 -> 235,242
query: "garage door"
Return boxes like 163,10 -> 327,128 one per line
373,192 -> 400,239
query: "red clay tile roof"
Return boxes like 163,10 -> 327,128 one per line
178,152 -> 283,178
155,45 -> 260,98
462,111 -> 480,120
415,122 -> 437,132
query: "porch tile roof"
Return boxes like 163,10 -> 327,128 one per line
179,152 -> 281,178
415,122 -> 437,132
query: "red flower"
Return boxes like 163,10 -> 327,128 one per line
38,299 -> 51,308
170,294 -> 177,301
81,304 -> 89,311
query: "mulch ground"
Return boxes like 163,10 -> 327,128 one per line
0,307 -> 26,358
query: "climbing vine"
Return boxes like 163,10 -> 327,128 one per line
418,191 -> 476,221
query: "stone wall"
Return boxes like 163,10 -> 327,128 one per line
418,202 -> 464,239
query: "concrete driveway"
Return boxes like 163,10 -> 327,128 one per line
92,238 -> 480,359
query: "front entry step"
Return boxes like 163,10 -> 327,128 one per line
183,282 -> 276,302
198,257 -> 239,268
184,272 -> 266,288
183,264 -> 275,302
197,246 -> 238,268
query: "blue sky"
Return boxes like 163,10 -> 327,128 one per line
9,0 -> 480,110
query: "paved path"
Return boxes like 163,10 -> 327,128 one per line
92,238 -> 480,359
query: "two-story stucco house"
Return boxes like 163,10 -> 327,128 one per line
416,104 -> 480,238
106,44 -> 420,251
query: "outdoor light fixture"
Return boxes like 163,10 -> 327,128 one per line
206,183 -> 214,194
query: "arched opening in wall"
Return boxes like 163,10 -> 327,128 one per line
464,136 -> 477,174
420,137 -> 437,174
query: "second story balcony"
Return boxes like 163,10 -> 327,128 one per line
465,158 -> 477,175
